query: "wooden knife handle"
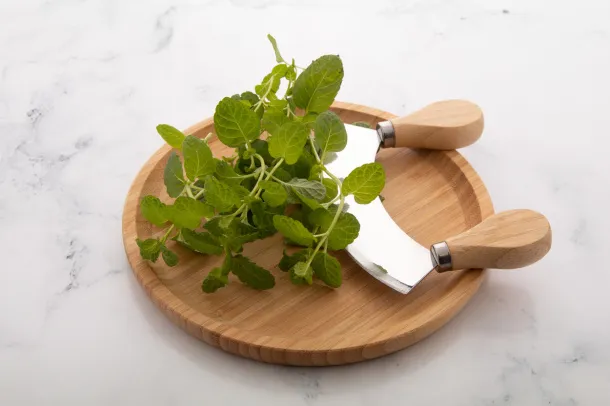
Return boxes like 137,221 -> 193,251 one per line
434,210 -> 552,271
377,100 -> 484,149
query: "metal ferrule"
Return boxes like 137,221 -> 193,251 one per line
430,242 -> 452,272
376,121 -> 396,148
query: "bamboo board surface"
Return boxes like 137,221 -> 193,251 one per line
122,101 -> 494,366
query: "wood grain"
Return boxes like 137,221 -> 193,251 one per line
121,101 -> 494,366
391,100 -> 484,149
445,209 -> 552,270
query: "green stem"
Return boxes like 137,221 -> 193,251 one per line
194,188 -> 205,200
305,196 -> 345,268
254,75 -> 277,111
160,225 -> 175,244
255,158 -> 283,198
284,78 -> 294,101
308,136 -> 321,162
249,154 -> 267,196
230,154 -> 267,219
185,184 -> 195,199
323,194 -> 341,208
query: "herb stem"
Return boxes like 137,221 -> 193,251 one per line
250,154 -> 267,196
254,74 -> 278,111
230,154 -> 268,219
306,196 -> 345,268
308,136 -> 321,162
323,194 -> 341,208
270,175 -> 287,184
255,158 -> 284,198
185,184 -> 195,199
160,225 -> 175,244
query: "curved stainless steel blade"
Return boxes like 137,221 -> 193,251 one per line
324,124 -> 433,294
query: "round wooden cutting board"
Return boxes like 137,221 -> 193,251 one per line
122,102 -> 494,366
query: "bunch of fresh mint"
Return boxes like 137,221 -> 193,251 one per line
136,35 -> 385,293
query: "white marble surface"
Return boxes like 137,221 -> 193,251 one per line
1,0 -> 609,404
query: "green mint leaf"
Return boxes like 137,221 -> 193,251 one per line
268,121 -> 309,165
240,91 -> 259,106
230,255 -> 275,290
282,148 -> 315,179
341,162 -> 386,204
311,252 -> 342,288
177,229 -> 223,255
352,121 -> 371,128
308,206 -> 360,250
327,211 -> 360,250
167,196 -> 214,229
255,67 -> 284,98
273,167 -> 292,182
182,135 -> 215,181
202,266 -> 229,293
278,249 -> 309,272
309,164 -> 322,180
248,200 -> 278,237
251,139 -> 274,165
164,151 -> 185,198
294,191 -> 322,210
272,63 -> 288,77
231,183 -> 250,199
235,91 -> 263,119
224,219 -> 260,252
272,215 -> 314,247
293,261 -> 310,277
285,65 -> 297,81
289,208 -> 314,231
262,107 -> 289,136
313,111 -> 347,154
293,55 -> 344,113
308,207 -> 333,230
214,97 -> 260,147
287,178 -> 326,201
219,216 -> 234,228
237,139 -> 274,165
204,176 -> 241,212
301,112 -> 318,129
260,180 -> 287,207
203,216 -> 226,237
156,124 -> 186,149
214,159 -> 242,185
291,262 -> 313,285
234,157 -> 253,175
269,99 -> 288,110
136,238 -> 161,262
322,178 -> 338,203
140,195 -> 169,226
161,246 -> 179,267
267,34 -> 286,63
